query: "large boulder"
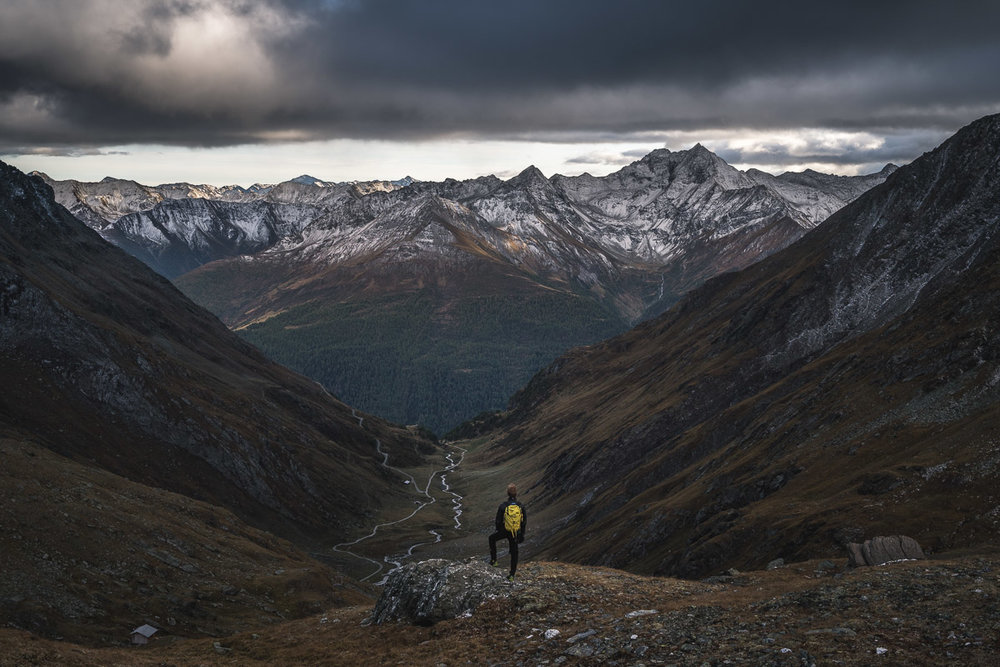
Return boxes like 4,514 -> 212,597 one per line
371,559 -> 512,625
846,535 -> 925,567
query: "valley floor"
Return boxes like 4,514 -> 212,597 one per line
2,552 -> 997,666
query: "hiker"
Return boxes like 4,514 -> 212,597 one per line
489,483 -> 526,580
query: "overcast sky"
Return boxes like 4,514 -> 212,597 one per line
2,0 -> 999,185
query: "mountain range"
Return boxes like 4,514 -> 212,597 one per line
466,112 -> 1000,579
38,149 -> 895,433
37,148 -> 893,290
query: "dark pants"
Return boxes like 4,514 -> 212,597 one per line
489,530 -> 519,576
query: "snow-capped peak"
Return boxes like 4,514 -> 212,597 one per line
507,165 -> 549,188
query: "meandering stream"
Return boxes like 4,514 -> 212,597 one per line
332,410 -> 466,584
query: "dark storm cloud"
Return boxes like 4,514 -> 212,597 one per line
288,1 -> 995,95
1,0 -> 999,160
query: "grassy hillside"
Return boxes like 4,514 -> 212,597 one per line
0,438 -> 366,646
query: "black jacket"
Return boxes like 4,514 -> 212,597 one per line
495,497 -> 527,542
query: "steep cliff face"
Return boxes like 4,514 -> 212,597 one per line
0,161 -> 436,546
472,114 -> 1000,578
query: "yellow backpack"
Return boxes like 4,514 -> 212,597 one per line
503,503 -> 523,536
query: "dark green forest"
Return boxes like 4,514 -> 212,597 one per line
237,289 -> 626,434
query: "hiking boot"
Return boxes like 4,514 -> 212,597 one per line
507,574 -> 516,581
490,560 -> 498,567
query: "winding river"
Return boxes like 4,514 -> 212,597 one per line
332,410 -> 466,584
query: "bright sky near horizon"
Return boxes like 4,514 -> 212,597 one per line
2,0 -> 997,186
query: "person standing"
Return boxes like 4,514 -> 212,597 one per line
489,483 -> 526,580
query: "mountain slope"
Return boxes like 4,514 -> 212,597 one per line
466,113 -> 1000,578
175,150 -> 891,432
0,160 -> 436,549
0,438 -> 364,645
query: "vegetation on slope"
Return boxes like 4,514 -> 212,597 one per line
236,288 -> 624,434
0,438 -> 366,646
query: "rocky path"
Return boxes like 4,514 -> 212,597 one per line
332,411 -> 466,583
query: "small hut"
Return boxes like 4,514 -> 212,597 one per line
130,624 -> 158,645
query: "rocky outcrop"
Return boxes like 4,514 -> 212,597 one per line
370,559 -> 512,625
846,536 -> 926,567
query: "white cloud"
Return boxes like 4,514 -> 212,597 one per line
0,0 -> 304,116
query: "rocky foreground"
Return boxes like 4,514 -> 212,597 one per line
0,553 -> 997,666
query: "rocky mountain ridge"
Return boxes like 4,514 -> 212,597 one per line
38,149 -> 894,298
31,172 -> 417,278
25,148 -> 898,435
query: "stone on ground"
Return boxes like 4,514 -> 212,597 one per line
371,558 -> 511,625
846,535 -> 925,567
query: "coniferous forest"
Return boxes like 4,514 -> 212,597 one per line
237,289 -> 624,434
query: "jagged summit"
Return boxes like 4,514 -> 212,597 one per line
507,164 -> 549,187
612,142 -> 750,191
686,142 -> 714,157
